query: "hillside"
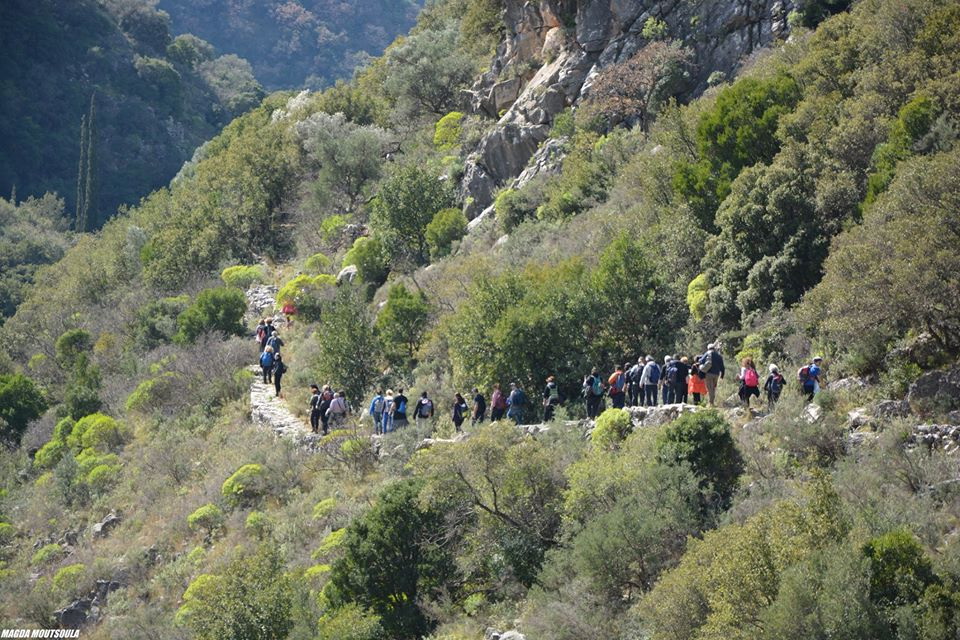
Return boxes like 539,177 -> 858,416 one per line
1,0 -> 960,638
0,0 -> 263,230
157,0 -> 423,90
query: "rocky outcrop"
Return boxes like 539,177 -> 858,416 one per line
486,628 -> 527,640
908,423 -> 960,454
460,0 -> 796,218
92,512 -> 122,539
908,364 -> 960,414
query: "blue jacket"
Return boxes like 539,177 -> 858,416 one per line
259,351 -> 274,368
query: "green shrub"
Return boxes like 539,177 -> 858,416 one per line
320,215 -> 349,243
656,409 -> 743,511
31,543 -> 64,566
312,498 -> 336,520
188,504 -> 226,537
245,511 -> 273,539
305,252 -> 332,274
494,188 -> 536,231
52,564 -> 85,595
686,274 -> 709,323
275,274 -> 336,322
863,530 -> 936,609
221,464 -> 268,507
0,522 -> 15,545
434,111 -> 464,151
175,546 -> 293,640
0,373 -> 47,445
67,413 -> 127,453
54,329 -> 93,368
375,283 -> 429,367
75,449 -> 120,476
591,409 -> 633,450
317,603 -> 384,640
133,295 -> 190,349
425,207 -> 467,260
86,464 -> 121,494
34,437 -> 69,470
342,236 -> 390,287
175,287 -> 247,344
220,265 -> 264,289
124,372 -> 179,414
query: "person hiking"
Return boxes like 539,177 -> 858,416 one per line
737,357 -> 760,408
628,357 -> 644,407
660,355 -> 674,405
273,353 -> 287,397
259,346 -> 275,384
582,368 -> 605,419
543,376 -> 561,422
452,393 -> 469,432
326,391 -> 349,430
255,319 -> 268,352
471,388 -> 486,426
673,354 -> 690,404
369,390 -> 385,435
260,318 -> 275,351
764,365 -> 786,409
640,356 -> 660,407
798,357 -> 823,401
415,391 -> 434,429
393,388 -> 409,428
688,361 -> 707,405
309,384 -> 322,434
318,384 -> 334,434
490,383 -> 507,422
266,330 -> 284,354
382,389 -> 396,434
506,382 -> 526,425
699,343 -> 725,406
608,365 -> 627,409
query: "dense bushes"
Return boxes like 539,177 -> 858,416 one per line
0,373 -> 46,445
175,287 -> 246,344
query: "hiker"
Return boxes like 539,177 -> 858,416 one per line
543,376 -> 561,422
282,302 -> 296,328
326,391 -> 349,430
393,388 -> 409,428
309,384 -> 322,433
688,362 -> 707,405
472,388 -> 486,426
672,353 -> 690,404
382,389 -> 396,434
452,393 -> 469,432
764,365 -> 786,409
660,355 -> 673,405
415,391 -> 434,429
490,383 -> 507,422
260,318 -> 275,351
259,346 -> 275,384
640,356 -> 660,407
255,319 -> 268,352
583,368 -> 605,419
737,357 -> 760,408
699,343 -> 725,406
369,390 -> 385,435
318,384 -> 334,434
506,382 -> 526,425
798,357 -> 823,401
266,330 -> 284,354
608,365 -> 627,409
627,357 -> 644,407
273,353 -> 287,397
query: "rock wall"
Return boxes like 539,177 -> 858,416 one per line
460,0 -> 795,218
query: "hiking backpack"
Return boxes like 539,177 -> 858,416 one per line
371,396 -> 384,414
743,368 -> 759,387
769,374 -> 783,395
700,353 -> 713,374
797,366 -> 810,384
648,364 -> 661,385
420,399 -> 433,417
665,364 -> 678,385
591,376 -> 602,396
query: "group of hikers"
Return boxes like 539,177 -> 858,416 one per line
254,317 -> 826,435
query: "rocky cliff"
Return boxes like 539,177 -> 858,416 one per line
460,0 -> 794,218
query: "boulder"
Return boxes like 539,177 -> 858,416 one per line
846,408 -> 871,430
92,512 -> 121,539
829,377 -> 868,393
875,399 -> 911,419
486,630 -> 526,640
491,77 -> 523,112
907,365 -> 960,413
336,264 -> 359,284
56,599 -> 91,628
803,403 -> 823,424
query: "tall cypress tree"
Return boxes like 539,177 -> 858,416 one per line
75,93 -> 97,232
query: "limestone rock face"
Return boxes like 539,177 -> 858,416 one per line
460,0 -> 796,217
908,365 -> 960,413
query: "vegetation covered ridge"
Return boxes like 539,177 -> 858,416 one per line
0,0 -> 959,638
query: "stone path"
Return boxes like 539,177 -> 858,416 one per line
244,283 -> 315,445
